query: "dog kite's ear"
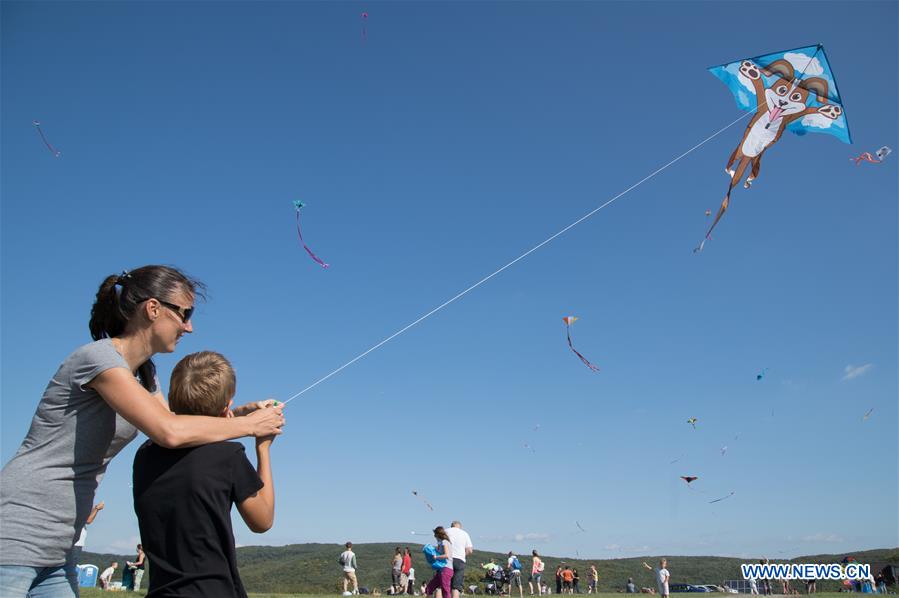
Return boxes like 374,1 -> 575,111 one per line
800,77 -> 830,104
765,59 -> 794,80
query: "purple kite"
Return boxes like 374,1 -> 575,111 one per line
292,201 -> 329,269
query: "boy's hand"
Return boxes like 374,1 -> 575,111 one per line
231,399 -> 280,417
256,434 -> 276,448
95,501 -> 105,511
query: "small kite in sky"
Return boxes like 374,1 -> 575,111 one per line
411,490 -> 434,511
680,476 -> 698,485
575,521 -> 587,533
709,491 -> 735,504
851,146 -> 891,165
720,446 -> 728,456
32,121 -> 61,157
360,11 -> 368,43
863,408 -> 874,421
705,210 -> 712,217
687,417 -> 698,429
523,442 -> 535,453
562,316 -> 600,372
292,201 -> 329,269
669,454 -> 685,464
697,45 -> 850,252
756,368 -> 769,381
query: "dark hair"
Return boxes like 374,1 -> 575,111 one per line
89,265 -> 205,391
346,542 -> 353,548
532,550 -> 539,556
433,526 -> 449,541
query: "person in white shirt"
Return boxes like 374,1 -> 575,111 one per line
340,542 -> 359,594
99,561 -> 118,590
508,552 -> 524,598
408,566 -> 416,594
445,520 -> 474,598
643,560 -> 669,598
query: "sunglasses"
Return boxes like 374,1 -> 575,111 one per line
137,298 -> 194,323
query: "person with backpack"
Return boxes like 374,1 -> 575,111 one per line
507,552 -> 524,598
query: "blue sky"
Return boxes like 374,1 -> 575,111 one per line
2,1 -> 896,560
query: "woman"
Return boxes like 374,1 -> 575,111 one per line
0,265 -> 285,597
126,543 -> 145,591
425,527 -> 453,598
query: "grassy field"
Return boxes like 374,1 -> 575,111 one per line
76,591 -> 869,598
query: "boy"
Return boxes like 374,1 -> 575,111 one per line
99,561 -> 118,589
132,351 -> 276,597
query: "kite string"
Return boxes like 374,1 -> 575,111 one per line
282,110 -> 752,404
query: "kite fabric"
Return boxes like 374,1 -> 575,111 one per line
361,11 -> 368,43
292,201 -> 330,268
756,368 -> 769,381
687,417 -> 698,429
863,408 -> 874,421
709,491 -> 736,504
680,476 -> 698,485
32,121 -> 61,157
696,44 -> 851,252
562,316 -> 600,372
575,521 -> 586,533
851,146 -> 892,165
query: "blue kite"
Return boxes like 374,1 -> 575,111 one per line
697,44 -> 851,252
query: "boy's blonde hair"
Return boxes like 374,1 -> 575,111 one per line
169,351 -> 236,416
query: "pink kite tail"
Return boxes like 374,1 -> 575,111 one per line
566,327 -> 600,372
852,152 -> 879,166
295,210 -> 329,268
32,121 -> 61,157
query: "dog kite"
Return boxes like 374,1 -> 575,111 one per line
292,201 -> 329,269
697,45 -> 851,252
411,490 -> 434,511
562,317 -> 600,372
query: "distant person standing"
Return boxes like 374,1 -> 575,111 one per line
561,566 -> 574,594
401,547 -> 413,594
340,542 -> 359,595
125,543 -> 145,591
507,552 -> 524,598
446,521 -> 474,598
572,569 -> 580,594
529,550 -> 545,595
392,547 -> 404,594
626,578 -> 637,593
407,565 -> 416,595
556,565 -> 563,595
587,565 -> 598,594
643,560 -> 669,598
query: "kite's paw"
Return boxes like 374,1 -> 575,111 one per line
817,104 -> 842,120
739,60 -> 761,80
744,177 -> 754,189
726,168 -> 735,178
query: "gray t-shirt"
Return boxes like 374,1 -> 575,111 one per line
0,339 -> 154,566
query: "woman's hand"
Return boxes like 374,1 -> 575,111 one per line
231,399 -> 279,418
245,404 -> 285,438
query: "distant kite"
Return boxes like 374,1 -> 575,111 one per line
669,454 -> 685,464
680,476 -> 698,485
360,11 -> 368,43
709,491 -> 735,504
292,201 -> 329,268
562,317 -> 600,372
575,521 -> 587,533
863,408 -> 874,421
851,146 -> 891,165
32,121 -> 61,157
411,490 -> 434,511
705,210 -> 712,217
756,368 -> 769,381
720,446 -> 728,456
687,417 -> 697,429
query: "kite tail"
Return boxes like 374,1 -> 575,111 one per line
852,153 -> 879,166
694,158 -> 748,253
32,121 -> 61,157
295,211 -> 330,268
566,328 -> 600,372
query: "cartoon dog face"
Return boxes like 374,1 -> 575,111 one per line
764,78 -> 809,117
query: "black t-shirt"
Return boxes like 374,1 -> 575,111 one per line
133,440 -> 263,598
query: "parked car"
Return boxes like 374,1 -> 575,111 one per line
697,585 -> 738,594
669,584 -> 711,593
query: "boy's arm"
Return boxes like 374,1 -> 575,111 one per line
85,501 -> 104,525
237,437 -> 275,533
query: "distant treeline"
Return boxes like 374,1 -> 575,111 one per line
79,544 -> 898,594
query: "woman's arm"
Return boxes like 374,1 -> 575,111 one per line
437,540 -> 452,560
91,368 -> 284,447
